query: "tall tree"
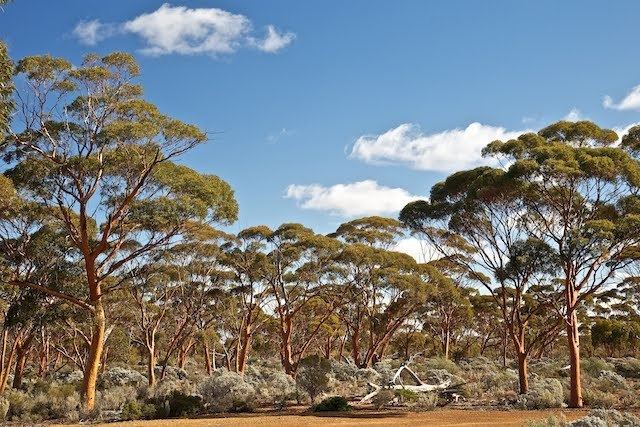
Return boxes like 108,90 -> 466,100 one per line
1,53 -> 238,408
401,167 -> 565,393
480,120 -> 640,407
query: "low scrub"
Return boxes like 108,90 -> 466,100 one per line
313,396 -> 351,412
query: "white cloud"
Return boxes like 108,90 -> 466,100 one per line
614,122 -> 640,142
72,3 -> 295,56
285,180 -> 424,217
603,85 -> 640,111
73,20 -> 116,46
251,25 -> 295,53
350,122 -> 528,173
393,237 -> 438,263
563,108 -> 584,121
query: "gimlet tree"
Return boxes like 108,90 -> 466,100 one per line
1,52 -> 238,408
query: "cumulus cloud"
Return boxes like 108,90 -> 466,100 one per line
603,85 -> 640,111
393,237 -> 438,263
72,3 -> 295,56
73,20 -> 117,46
350,122 -> 527,173
285,180 -> 424,217
250,25 -> 296,53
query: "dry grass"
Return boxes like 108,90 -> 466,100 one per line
76,408 -> 593,427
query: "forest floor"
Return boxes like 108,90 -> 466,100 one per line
87,408 -> 593,427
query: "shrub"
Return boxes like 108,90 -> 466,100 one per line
6,384 -> 81,422
328,361 -> 380,398
98,385 -> 138,411
371,389 -> 395,409
515,378 -> 564,409
0,397 -> 8,421
313,396 -> 351,412
199,370 -> 255,413
408,392 -> 438,410
569,409 -> 640,427
296,355 -> 331,403
99,367 -> 146,388
581,358 -> 614,377
610,358 -> 640,379
166,391 -> 202,417
394,388 -> 420,403
121,400 -> 143,421
245,365 -> 296,407
420,357 -> 461,374
55,369 -> 84,384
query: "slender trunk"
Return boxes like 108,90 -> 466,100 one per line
516,351 -> 529,394
502,326 -> 507,367
281,315 -> 295,375
147,346 -> 156,386
236,325 -> 251,374
0,330 -> 18,394
567,307 -> 583,407
82,300 -> 106,410
443,328 -> 451,360
203,338 -> 212,376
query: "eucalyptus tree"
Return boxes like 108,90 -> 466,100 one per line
0,52 -> 238,408
267,223 -> 344,374
221,226 -> 273,374
479,121 -> 640,406
422,276 -> 473,360
401,166 -> 565,393
331,216 -> 442,368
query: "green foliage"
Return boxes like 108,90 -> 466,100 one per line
166,391 -> 202,417
312,396 -> 351,412
296,355 -> 332,403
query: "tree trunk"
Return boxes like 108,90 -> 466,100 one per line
203,338 -> 212,376
236,325 -> 251,374
443,328 -> 451,360
147,346 -> 156,386
12,333 -> 34,390
567,307 -> 583,407
281,315 -> 295,375
516,351 -> 529,394
82,300 -> 106,410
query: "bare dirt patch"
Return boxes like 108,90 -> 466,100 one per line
87,408 -> 592,427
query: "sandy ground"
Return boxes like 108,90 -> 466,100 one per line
87,408 -> 592,427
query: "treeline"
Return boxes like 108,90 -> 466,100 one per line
0,47 -> 639,413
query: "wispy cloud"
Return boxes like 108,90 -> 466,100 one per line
73,20 -> 117,46
350,122 -> 528,173
250,25 -> 296,53
72,3 -> 295,56
285,180 -> 424,217
267,128 -> 293,144
603,85 -> 640,111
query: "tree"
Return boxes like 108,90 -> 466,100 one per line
401,167 -> 565,393
267,223 -> 343,374
422,277 -> 472,360
1,53 -> 238,408
480,121 -> 640,407
331,217 -> 441,368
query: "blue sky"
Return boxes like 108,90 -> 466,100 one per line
2,0 -> 640,240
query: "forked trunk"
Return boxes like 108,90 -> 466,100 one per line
82,300 -> 106,410
12,333 -> 33,390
